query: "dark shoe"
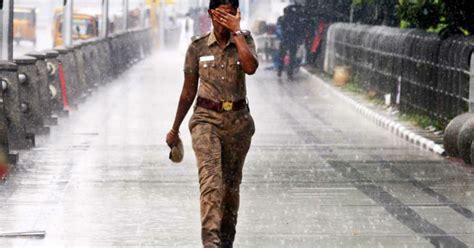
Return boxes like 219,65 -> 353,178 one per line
277,70 -> 282,77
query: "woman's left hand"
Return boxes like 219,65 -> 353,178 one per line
211,8 -> 241,33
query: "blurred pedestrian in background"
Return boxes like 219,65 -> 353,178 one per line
277,4 -> 306,80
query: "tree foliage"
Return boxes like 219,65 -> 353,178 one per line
306,0 -> 474,36
352,0 -> 399,27
396,0 -> 441,30
396,0 -> 474,36
442,0 -> 474,35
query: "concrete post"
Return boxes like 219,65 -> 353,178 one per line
123,0 -> 129,31
139,2 -> 146,28
159,0 -> 165,48
43,49 -> 67,117
101,0 -> 109,38
469,53 -> 474,112
0,0 -> 14,61
63,0 -> 74,47
15,56 -> 49,136
0,61 -> 31,150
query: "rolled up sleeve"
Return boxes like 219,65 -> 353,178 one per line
184,43 -> 199,75
246,35 -> 259,61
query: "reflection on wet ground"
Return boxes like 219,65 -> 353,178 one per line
0,51 -> 473,247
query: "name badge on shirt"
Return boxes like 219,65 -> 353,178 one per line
199,55 -> 215,62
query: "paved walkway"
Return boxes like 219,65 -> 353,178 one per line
0,50 -> 473,247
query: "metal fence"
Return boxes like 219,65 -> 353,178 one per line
324,23 -> 474,126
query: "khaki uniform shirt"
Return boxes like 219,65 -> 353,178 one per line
184,30 -> 258,102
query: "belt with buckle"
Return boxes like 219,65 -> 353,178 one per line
196,96 -> 247,112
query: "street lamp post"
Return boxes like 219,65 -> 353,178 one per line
0,0 -> 14,61
159,0 -> 165,47
139,1 -> 146,28
469,54 -> 474,112
101,0 -> 110,38
123,0 -> 129,31
63,0 -> 74,47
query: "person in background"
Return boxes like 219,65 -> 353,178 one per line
277,4 -> 305,80
274,16 -> 284,70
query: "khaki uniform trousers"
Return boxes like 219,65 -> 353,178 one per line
189,106 -> 255,248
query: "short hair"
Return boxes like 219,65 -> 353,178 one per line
209,0 -> 239,10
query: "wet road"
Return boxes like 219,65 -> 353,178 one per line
1,50 -> 474,247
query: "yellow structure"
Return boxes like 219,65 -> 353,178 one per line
53,11 -> 99,47
146,0 -> 175,5
13,7 -> 36,45
145,0 -> 161,47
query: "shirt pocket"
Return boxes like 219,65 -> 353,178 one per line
228,59 -> 245,83
198,61 -> 210,81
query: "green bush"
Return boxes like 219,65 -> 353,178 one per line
351,0 -> 474,36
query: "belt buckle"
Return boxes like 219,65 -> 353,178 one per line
222,101 -> 233,111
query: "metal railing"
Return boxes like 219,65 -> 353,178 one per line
0,27 -> 153,165
324,23 -> 474,126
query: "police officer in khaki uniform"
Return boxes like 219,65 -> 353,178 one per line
166,0 -> 258,247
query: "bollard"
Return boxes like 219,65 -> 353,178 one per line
15,56 -> 49,136
43,49 -> 68,117
138,30 -> 147,60
81,39 -> 102,88
0,74 -> 19,166
0,61 -> 31,149
111,33 -> 123,72
72,42 -> 92,100
25,51 -> 57,126
470,52 -> 474,112
53,47 -> 70,105
126,31 -> 134,65
65,46 -> 83,104
457,117 -> 474,164
91,39 -> 104,85
97,38 -> 113,83
108,34 -> 120,78
120,32 -> 131,69
144,29 -> 152,53
444,113 -> 474,158
5,28 -> 155,174
138,30 -> 146,57
470,142 -> 474,166
55,46 -> 79,108
121,32 -> 130,67
0,102 -> 12,173
131,31 -> 140,63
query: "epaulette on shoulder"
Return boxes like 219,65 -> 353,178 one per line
191,32 -> 210,42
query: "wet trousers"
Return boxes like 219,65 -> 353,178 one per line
189,106 -> 255,248
278,41 -> 298,78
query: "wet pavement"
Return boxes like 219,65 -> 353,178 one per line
1,50 -> 474,247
